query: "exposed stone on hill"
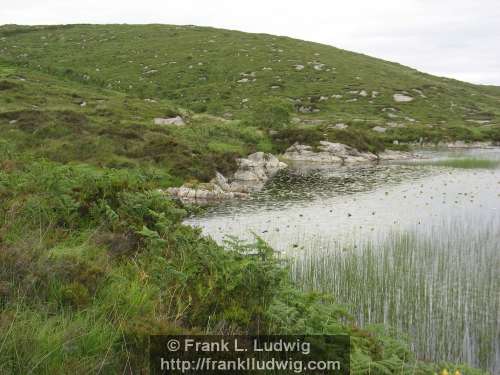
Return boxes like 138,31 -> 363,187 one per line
331,123 -> 348,130
372,126 -> 387,133
393,93 -> 414,102
154,116 -> 185,126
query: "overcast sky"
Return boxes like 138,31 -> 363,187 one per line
2,0 -> 499,85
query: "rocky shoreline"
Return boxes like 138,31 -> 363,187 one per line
164,140 -> 498,202
164,152 -> 287,202
282,141 -> 415,164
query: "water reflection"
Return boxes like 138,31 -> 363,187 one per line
186,148 -> 500,251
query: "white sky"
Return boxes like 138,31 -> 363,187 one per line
2,0 -> 499,85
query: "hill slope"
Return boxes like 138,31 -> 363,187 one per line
0,24 -> 494,374
1,24 -> 500,130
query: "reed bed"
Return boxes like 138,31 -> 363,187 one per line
420,158 -> 500,169
289,217 -> 500,372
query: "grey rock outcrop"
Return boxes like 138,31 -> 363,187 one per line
283,141 -> 413,164
372,126 -> 387,133
166,152 -> 287,202
282,141 -> 378,164
393,93 -> 414,102
154,116 -> 185,126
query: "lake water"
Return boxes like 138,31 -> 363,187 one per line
186,148 -> 500,372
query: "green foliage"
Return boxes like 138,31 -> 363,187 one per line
0,24 -> 495,374
423,158 -> 500,169
246,97 -> 293,130
2,157 -> 487,373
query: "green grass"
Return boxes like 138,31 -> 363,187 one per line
1,24 -> 500,148
426,158 -> 500,169
0,23 -> 497,374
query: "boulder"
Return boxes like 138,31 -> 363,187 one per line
372,126 -> 387,133
167,152 -> 287,201
331,123 -> 348,130
154,116 -> 185,126
393,93 -> 414,102
282,143 -> 343,163
283,141 -> 387,164
232,152 -> 287,187
210,171 -> 230,191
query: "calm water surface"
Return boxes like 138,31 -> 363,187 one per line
187,148 -> 500,250
186,148 -> 500,372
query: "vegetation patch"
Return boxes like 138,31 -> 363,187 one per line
425,158 -> 500,169
0,23 -> 498,374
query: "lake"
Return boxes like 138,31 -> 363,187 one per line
186,148 -> 500,372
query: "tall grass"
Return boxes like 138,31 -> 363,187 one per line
290,218 -> 500,373
421,158 -> 500,169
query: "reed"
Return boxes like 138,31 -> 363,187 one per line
423,158 -> 500,169
289,218 -> 500,372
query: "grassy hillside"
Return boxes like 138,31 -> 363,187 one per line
0,63 -> 280,181
0,24 -> 496,374
1,24 -> 500,133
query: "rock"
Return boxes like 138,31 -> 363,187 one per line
167,152 -> 287,201
233,170 -> 261,181
412,88 -> 427,98
393,93 -> 414,102
298,106 -> 314,113
282,141 -> 378,164
211,171 -> 230,191
283,141 -> 417,165
382,107 -> 398,112
466,119 -> 491,124
166,186 -> 239,201
283,143 -> 343,163
294,64 -> 305,70
229,152 -> 287,192
372,126 -> 387,133
154,116 -> 185,126
359,90 -> 368,97
331,123 -> 348,130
